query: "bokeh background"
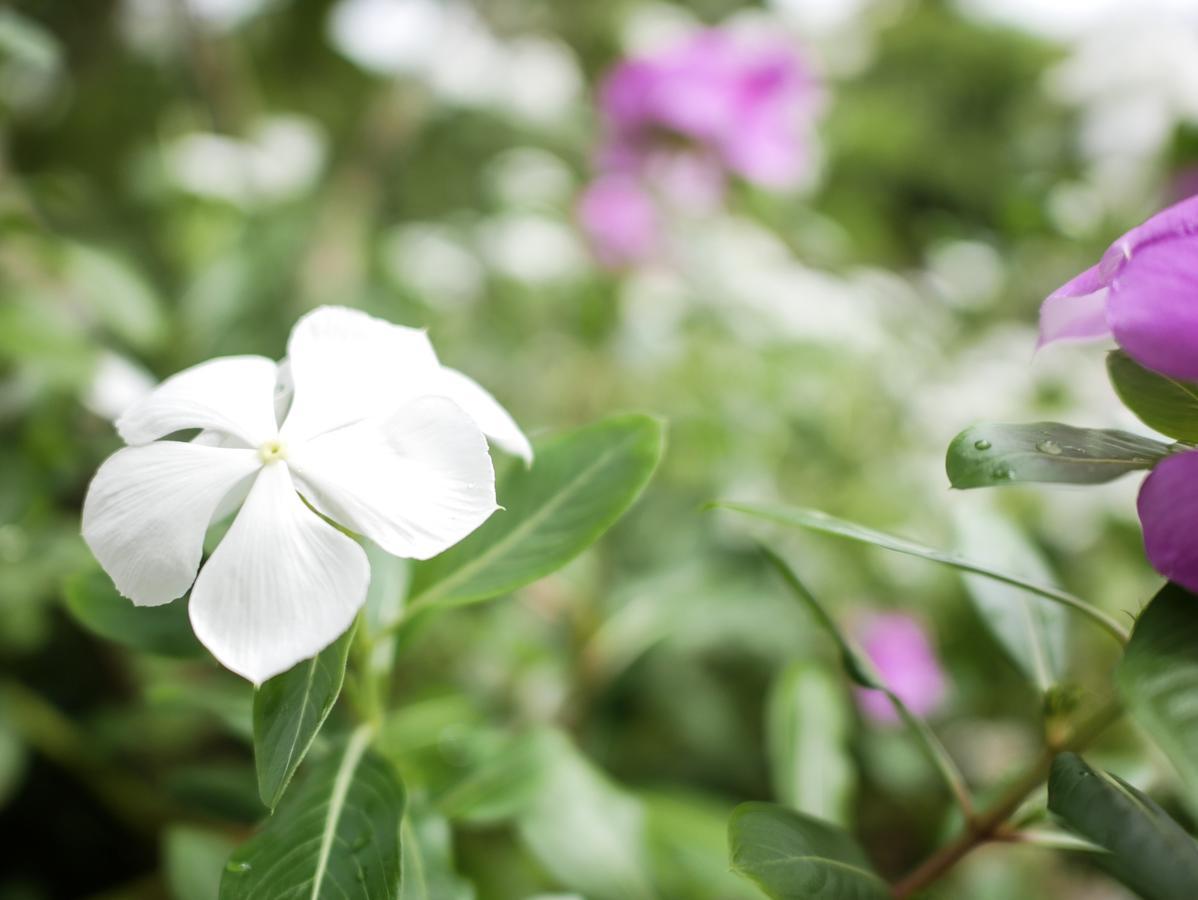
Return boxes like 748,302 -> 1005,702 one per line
3,0 -> 1198,897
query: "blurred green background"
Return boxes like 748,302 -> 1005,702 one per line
3,0 -> 1197,897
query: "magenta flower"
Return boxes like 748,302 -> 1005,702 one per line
854,614 -> 947,726
597,30 -> 819,196
1038,195 -> 1198,382
576,174 -> 659,269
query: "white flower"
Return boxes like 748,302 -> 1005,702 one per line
82,306 -> 531,683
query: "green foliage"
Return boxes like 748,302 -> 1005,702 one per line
728,802 -> 890,900
766,662 -> 855,826
63,566 -> 201,658
399,796 -> 476,900
164,826 -> 237,900
222,729 -> 405,900
1117,582 -> 1198,815
252,622 -> 356,811
1108,350 -> 1198,442
947,422 -> 1171,488
1047,753 -> 1198,900
408,414 -> 664,611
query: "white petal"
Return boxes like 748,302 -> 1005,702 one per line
82,442 -> 261,607
189,462 -> 369,684
436,366 -> 533,463
118,356 -> 280,448
288,395 -> 497,560
279,306 -> 441,442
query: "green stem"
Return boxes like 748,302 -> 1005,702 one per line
890,699 -> 1122,898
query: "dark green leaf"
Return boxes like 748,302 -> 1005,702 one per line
1108,350 -> 1198,442
63,566 -> 201,658
1048,752 -> 1198,900
407,414 -> 664,612
946,422 -> 1170,488
728,802 -> 890,900
1117,582 -> 1198,814
222,728 -> 405,899
252,622 -> 355,811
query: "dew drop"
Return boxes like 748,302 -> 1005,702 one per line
1036,439 -> 1062,455
993,466 -> 1014,481
973,439 -> 992,451
226,861 -> 252,874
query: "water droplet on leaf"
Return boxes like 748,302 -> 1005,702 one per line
973,439 -> 992,451
226,861 -> 252,874
1036,440 -> 1062,456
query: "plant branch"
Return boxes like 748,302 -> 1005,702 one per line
890,699 -> 1122,898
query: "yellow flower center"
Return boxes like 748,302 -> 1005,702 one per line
258,439 -> 288,464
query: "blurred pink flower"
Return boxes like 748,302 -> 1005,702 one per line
578,28 -> 819,268
577,174 -> 659,269
854,613 -> 947,726
598,30 -> 818,196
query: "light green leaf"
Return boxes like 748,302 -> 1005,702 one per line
766,662 -> 855,827
953,509 -> 1067,692
64,566 -> 201,658
407,414 -> 664,612
513,728 -> 655,900
1108,350 -> 1198,442
399,795 -> 476,900
1117,582 -> 1198,815
644,791 -> 763,900
437,729 -> 552,825
64,243 -> 168,351
728,802 -> 890,900
252,622 -> 356,811
715,503 -> 1128,643
164,825 -> 237,900
1048,752 -> 1198,900
221,727 -> 405,899
946,422 -> 1170,488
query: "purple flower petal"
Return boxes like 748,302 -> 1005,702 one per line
1108,236 -> 1198,381
577,175 -> 659,269
1037,270 -> 1111,347
854,613 -> 947,726
1138,451 -> 1198,593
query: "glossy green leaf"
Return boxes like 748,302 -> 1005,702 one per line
728,802 -> 890,900
1048,752 -> 1198,900
222,728 -> 405,899
766,662 -> 855,826
1117,582 -> 1198,814
954,509 -> 1066,692
63,566 -> 201,658
164,825 -> 237,900
252,622 -> 356,811
1108,350 -> 1198,442
407,414 -> 664,612
946,422 -> 1170,488
716,503 -> 1127,643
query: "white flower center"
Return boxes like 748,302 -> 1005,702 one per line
258,438 -> 288,464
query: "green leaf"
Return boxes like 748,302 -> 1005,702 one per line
512,728 -> 656,900
728,802 -> 890,900
757,545 -> 881,690
1048,752 -> 1198,900
399,795 -> 476,900
1117,582 -> 1198,815
63,566 -> 201,658
1108,350 -> 1198,442
766,662 -> 855,827
221,728 -> 405,899
252,622 -> 356,811
954,509 -> 1067,692
437,729 -> 552,825
644,791 -> 763,900
946,422 -> 1170,488
407,414 -> 664,612
715,503 -> 1128,643
164,825 -> 237,900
